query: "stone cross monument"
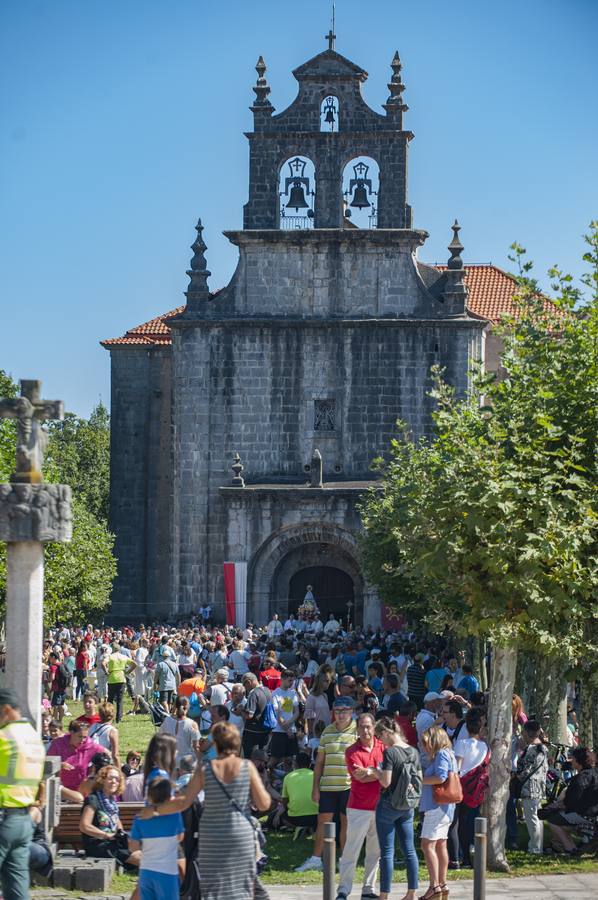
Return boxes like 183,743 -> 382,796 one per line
0,380 -> 72,729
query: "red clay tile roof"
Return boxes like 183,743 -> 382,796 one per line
101,265 -> 529,348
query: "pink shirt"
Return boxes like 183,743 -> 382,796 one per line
47,735 -> 105,790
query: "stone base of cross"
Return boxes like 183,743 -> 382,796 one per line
0,380 -> 72,731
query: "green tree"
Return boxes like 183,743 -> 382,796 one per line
0,370 -> 115,624
45,401 -> 110,522
359,225 -> 598,869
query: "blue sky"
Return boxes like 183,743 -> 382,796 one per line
2,0 -> 597,417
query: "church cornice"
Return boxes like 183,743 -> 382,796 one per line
223,228 -> 427,247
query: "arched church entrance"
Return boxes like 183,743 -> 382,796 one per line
289,567 -> 354,622
248,523 -> 365,626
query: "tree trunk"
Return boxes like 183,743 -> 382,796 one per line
545,667 -> 569,745
484,642 -> 518,872
592,691 -> 598,752
525,652 -> 551,721
578,680 -> 593,749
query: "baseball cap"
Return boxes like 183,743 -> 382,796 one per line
0,689 -> 20,708
333,696 -> 356,710
424,691 -> 442,703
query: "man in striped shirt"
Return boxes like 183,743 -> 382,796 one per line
295,696 -> 357,872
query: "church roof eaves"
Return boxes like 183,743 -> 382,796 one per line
101,265 -> 546,348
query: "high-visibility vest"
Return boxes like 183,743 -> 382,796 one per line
0,720 -> 45,808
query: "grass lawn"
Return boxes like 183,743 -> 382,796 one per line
56,700 -> 598,892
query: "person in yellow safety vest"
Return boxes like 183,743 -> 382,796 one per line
0,688 -> 45,900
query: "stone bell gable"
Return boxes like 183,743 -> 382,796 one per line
102,43 -> 493,624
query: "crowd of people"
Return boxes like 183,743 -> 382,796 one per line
3,607 -> 596,900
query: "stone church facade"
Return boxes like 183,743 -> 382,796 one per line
103,45 -> 517,626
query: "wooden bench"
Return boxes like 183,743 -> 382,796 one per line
54,802 -> 144,851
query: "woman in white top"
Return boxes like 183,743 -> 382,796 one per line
159,695 -> 201,768
453,708 -> 489,867
304,668 -> 332,735
133,640 -> 149,710
88,700 -> 120,768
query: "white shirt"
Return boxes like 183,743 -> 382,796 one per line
324,619 -> 340,636
309,619 -> 324,634
267,619 -> 283,637
210,682 -> 231,706
159,715 -> 200,764
229,649 -> 250,675
272,687 -> 299,734
454,735 -> 488,775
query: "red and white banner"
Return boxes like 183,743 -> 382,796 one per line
223,561 -> 247,628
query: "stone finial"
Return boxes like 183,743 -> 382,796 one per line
443,219 -> 468,315
447,219 -> 464,270
252,56 -> 273,109
0,380 -> 63,484
185,219 -> 211,308
231,452 -> 245,487
310,449 -> 323,488
386,51 -> 408,113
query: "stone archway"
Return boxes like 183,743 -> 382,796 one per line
248,523 -> 365,625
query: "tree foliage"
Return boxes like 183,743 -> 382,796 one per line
359,224 -> 598,663
0,370 -> 115,625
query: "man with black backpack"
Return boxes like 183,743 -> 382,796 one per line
241,673 -> 273,759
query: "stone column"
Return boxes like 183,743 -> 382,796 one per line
5,542 -> 44,729
0,380 -> 72,731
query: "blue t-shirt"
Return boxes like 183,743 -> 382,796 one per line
131,811 -> 184,875
425,667 -> 448,693
457,674 -> 480,698
354,650 -> 368,675
420,747 -> 456,817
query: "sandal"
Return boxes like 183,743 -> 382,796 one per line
418,888 -> 443,900
439,885 -> 449,900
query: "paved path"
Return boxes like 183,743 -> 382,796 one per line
263,873 -> 596,899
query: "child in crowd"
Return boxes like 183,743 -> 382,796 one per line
129,777 -> 184,900
307,719 -> 325,763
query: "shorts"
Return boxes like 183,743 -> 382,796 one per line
319,789 -> 350,816
270,731 -> 298,759
159,690 -> 174,706
421,806 -> 453,840
51,692 -> 66,707
139,869 -> 179,900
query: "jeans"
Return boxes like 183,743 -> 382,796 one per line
338,807 -> 379,897
0,810 -> 34,900
521,798 -> 543,853
74,669 -> 88,700
506,796 -> 518,845
375,801 -> 419,893
457,803 -> 479,866
107,682 -> 126,722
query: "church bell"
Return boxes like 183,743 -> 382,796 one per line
286,180 -> 309,211
350,182 -> 371,209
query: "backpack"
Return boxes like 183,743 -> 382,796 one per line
258,689 -> 277,731
389,745 -> 423,811
460,750 -> 491,808
55,663 -> 72,691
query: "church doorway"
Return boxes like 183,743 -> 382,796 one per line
289,566 -> 354,624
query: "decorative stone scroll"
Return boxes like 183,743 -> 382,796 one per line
0,483 -> 72,543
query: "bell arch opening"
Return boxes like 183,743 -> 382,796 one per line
342,156 -> 379,229
278,156 -> 316,230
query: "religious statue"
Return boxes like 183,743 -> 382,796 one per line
0,380 -> 63,483
298,584 -> 320,621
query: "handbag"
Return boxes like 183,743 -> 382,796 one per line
210,762 -> 268,872
433,770 -> 463,804
460,751 -> 491,809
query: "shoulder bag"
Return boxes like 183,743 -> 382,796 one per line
432,752 -> 463,804
210,762 -> 268,873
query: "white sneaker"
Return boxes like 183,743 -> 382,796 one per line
295,856 -> 323,872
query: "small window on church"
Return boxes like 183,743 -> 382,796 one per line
314,399 -> 336,431
320,96 -> 339,132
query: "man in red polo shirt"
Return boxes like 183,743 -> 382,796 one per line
336,712 -> 384,900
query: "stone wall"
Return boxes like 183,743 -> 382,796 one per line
109,347 -> 171,621
170,313 -> 484,618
